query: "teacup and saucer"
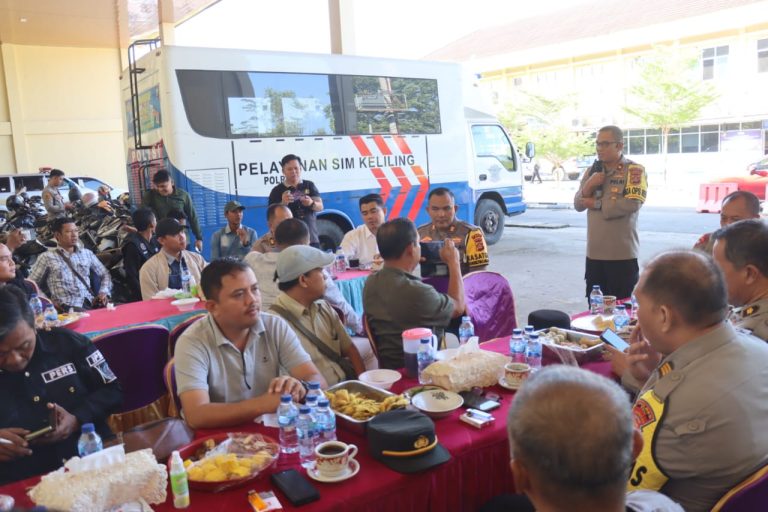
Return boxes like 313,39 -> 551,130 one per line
306,441 -> 360,483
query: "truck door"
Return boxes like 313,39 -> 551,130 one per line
470,124 -> 520,189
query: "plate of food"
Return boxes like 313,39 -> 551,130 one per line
173,432 -> 279,492
536,327 -> 604,363
324,381 -> 409,434
54,312 -> 90,328
571,314 -> 614,333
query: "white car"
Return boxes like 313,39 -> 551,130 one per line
69,176 -> 127,199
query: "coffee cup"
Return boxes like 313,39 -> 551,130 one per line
603,295 -> 617,314
504,362 -> 531,387
315,441 -> 358,478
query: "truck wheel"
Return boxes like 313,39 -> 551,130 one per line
317,219 -> 344,252
474,199 -> 505,245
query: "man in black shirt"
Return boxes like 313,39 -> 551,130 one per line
0,287 -> 122,484
268,154 -> 323,247
122,208 -> 160,302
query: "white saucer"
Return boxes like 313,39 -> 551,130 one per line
498,376 -> 523,391
306,458 -> 360,483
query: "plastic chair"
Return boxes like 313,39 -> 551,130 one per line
463,271 -> 517,342
712,464 -> 768,512
168,312 -> 206,357
163,358 -> 181,418
422,276 -> 449,294
92,324 -> 170,414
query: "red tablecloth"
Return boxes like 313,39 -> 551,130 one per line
71,299 -> 206,336
0,338 -> 613,511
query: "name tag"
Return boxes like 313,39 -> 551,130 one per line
42,363 -> 77,383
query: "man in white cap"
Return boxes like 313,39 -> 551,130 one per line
210,200 -> 257,260
270,245 -> 366,386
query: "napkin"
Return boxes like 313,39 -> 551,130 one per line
152,288 -> 182,299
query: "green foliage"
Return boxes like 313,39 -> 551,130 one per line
500,91 -> 593,168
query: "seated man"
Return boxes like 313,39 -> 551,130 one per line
29,217 -> 112,310
210,200 -> 257,260
693,190 -> 760,254
712,219 -> 768,341
122,207 -> 159,302
483,365 -> 682,512
418,187 -> 488,276
245,218 -> 364,335
0,242 -> 37,300
174,259 -> 326,429
0,287 -> 122,484
139,218 -> 206,300
252,203 -> 293,254
364,218 -> 466,369
271,245 -> 366,386
341,193 -> 386,267
621,250 -> 768,511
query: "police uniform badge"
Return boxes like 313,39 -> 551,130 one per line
624,164 -> 647,202
465,229 -> 489,268
87,350 -> 118,384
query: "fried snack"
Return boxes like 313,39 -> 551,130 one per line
186,451 -> 274,482
324,390 -> 408,420
591,315 -> 615,331
540,327 -> 601,350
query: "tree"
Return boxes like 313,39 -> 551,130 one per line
499,91 -> 594,180
623,45 -> 718,182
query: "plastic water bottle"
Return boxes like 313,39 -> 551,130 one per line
589,285 -> 604,314
510,328 -> 526,363
305,381 -> 322,403
28,294 -> 43,328
277,394 -> 299,454
614,304 -> 630,331
296,406 -> 316,468
77,423 -> 103,457
314,399 -> 337,443
458,316 -> 474,345
630,294 -> 639,320
417,338 -> 434,384
169,450 -> 190,509
180,259 -> 191,294
305,395 -> 319,420
44,304 -> 58,328
524,325 -> 534,341
526,333 -> 542,371
334,248 -> 347,273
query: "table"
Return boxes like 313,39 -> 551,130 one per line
0,338 -> 613,512
335,269 -> 370,316
71,299 -> 207,337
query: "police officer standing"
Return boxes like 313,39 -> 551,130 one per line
0,287 -> 122,484
122,207 -> 160,302
417,187 -> 489,276
574,126 -> 647,301
42,169 -> 73,220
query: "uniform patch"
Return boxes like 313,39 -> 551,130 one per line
624,164 -> 648,202
633,398 -> 656,429
42,363 -> 77,384
466,229 -> 489,267
658,362 -> 673,377
87,350 -> 117,384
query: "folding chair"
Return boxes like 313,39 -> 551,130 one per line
463,271 -> 517,341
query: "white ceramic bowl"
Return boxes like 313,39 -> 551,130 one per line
170,297 -> 200,311
358,369 -> 402,390
411,389 -> 464,419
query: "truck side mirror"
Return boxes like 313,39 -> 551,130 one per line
525,142 -> 535,159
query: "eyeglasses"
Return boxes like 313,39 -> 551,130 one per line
595,141 -> 619,148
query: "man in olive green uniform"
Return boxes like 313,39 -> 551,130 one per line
141,169 -> 203,252
574,126 -> 647,301
417,187 -> 489,276
621,251 -> 768,512
712,219 -> 768,342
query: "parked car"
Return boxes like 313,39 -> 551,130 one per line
69,176 -> 126,199
0,173 -> 94,212
748,156 -> 768,177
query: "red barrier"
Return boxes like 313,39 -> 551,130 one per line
697,182 -> 739,213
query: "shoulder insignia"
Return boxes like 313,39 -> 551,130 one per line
744,305 -> 759,317
658,362 -> 673,378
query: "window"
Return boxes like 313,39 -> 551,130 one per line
700,124 -> 719,152
681,126 -> 699,153
471,125 -> 516,172
759,39 -> 768,73
13,176 -> 45,192
667,128 -> 680,153
177,70 -> 441,139
627,129 -> 645,155
701,45 -> 729,80
0,177 -> 10,193
646,129 -> 661,154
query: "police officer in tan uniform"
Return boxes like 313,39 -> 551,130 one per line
620,251 -> 768,512
252,203 -> 293,254
712,219 -> 768,342
575,126 -> 647,302
417,187 -> 489,276
693,191 -> 760,254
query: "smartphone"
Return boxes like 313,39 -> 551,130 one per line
419,241 -> 443,263
601,328 -> 630,352
271,469 -> 320,506
24,407 -> 58,442
459,391 -> 501,412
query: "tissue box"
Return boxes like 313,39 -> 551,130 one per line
421,339 -> 509,392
